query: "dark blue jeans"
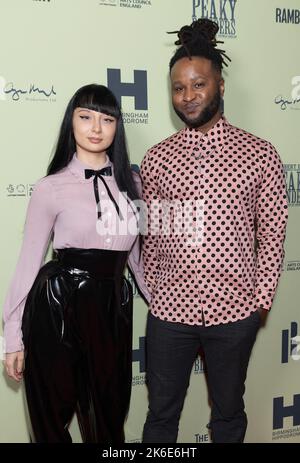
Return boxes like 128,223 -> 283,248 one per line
142,311 -> 261,443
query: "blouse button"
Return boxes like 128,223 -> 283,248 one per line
101,191 -> 106,196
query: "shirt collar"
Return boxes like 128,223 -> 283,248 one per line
181,115 -> 228,158
67,153 -> 113,182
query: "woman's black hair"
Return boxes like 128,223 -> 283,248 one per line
47,84 -> 140,202
168,18 -> 231,72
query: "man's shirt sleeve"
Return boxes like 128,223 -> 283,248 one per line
254,142 -> 288,311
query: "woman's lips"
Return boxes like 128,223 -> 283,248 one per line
88,138 -> 102,144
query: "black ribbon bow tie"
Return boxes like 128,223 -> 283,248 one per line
84,166 -> 123,220
84,166 -> 112,179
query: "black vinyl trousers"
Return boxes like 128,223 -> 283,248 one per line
21,248 -> 133,443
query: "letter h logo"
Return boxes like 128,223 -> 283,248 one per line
132,336 -> 146,373
273,394 -> 300,429
107,68 -> 148,110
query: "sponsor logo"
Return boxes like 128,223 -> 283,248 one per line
6,184 -> 34,197
275,76 -> 300,111
99,0 -> 151,9
286,261 -> 300,272
275,8 -> 300,24
192,0 -> 237,38
0,76 -> 56,103
99,0 -> 117,5
120,0 -> 151,8
282,322 -> 300,363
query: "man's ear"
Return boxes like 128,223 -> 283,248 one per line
219,78 -> 225,98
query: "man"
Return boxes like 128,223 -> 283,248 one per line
140,19 -> 288,443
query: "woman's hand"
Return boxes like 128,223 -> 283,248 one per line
3,351 -> 24,382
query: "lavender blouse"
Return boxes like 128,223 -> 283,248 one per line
3,154 -> 150,353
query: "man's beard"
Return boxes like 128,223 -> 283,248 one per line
173,89 -> 222,129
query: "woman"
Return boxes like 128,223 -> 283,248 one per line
3,84 -> 150,443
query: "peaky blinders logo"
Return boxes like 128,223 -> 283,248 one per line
192,0 -> 237,38
193,355 -> 205,375
284,164 -> 300,207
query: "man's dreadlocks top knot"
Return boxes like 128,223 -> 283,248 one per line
168,19 -> 231,71
174,18 -> 219,46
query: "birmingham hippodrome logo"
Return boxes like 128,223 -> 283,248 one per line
107,68 -> 148,125
272,394 -> 300,440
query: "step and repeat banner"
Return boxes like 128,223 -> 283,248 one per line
0,0 -> 299,443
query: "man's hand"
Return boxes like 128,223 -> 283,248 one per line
257,307 -> 268,326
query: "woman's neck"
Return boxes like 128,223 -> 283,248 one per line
76,151 -> 108,170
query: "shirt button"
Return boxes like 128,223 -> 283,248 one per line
107,212 -> 112,217
101,191 -> 105,196
105,238 -> 111,243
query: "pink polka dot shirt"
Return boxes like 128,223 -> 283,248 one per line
140,116 -> 288,326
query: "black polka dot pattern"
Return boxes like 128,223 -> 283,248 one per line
140,117 -> 288,326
